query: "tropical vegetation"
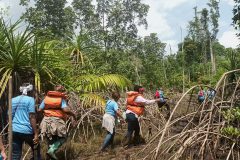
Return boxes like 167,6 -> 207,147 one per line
0,0 -> 239,159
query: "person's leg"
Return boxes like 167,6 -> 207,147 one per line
158,102 -> 164,110
47,136 -> 66,159
48,136 -> 58,146
165,103 -> 171,118
133,118 -> 141,145
109,128 -> 115,149
101,131 -> 114,151
12,132 -> 23,160
126,113 -> 136,137
24,134 -> 41,160
123,113 -> 135,147
159,101 -> 170,118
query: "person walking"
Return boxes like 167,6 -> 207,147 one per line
38,85 -> 76,160
198,86 -> 206,103
124,85 -> 159,147
0,135 -> 7,160
12,83 -> 41,160
155,88 -> 170,118
207,88 -> 216,100
100,91 -> 125,152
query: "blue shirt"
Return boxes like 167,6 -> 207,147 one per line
207,90 -> 216,100
12,95 -> 35,134
105,100 -> 119,117
159,90 -> 166,102
39,98 -> 67,109
159,90 -> 164,98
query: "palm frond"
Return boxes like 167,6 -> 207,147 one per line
34,72 -> 41,92
82,74 -> 131,92
80,93 -> 106,110
0,20 -> 33,72
0,69 -> 12,98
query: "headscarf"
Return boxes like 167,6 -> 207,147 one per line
19,84 -> 33,95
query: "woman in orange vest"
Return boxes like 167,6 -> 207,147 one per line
124,85 -> 160,148
38,85 -> 76,160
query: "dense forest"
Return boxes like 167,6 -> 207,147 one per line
1,0 -> 239,95
0,0 -> 240,159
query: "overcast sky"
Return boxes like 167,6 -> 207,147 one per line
138,0 -> 239,53
0,0 -> 239,54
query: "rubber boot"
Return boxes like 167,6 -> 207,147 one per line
47,138 -> 65,160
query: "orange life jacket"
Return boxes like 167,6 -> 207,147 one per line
126,91 -> 145,116
43,91 -> 67,120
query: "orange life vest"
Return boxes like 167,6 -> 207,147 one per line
43,91 -> 67,120
126,91 -> 145,116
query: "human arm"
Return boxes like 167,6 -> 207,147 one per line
61,99 -> 76,120
0,135 -> 7,160
0,135 -> 4,151
135,96 -> 159,105
29,113 -> 39,144
37,100 -> 45,112
116,109 -> 125,121
28,98 -> 39,144
62,107 -> 77,120
114,106 -> 125,123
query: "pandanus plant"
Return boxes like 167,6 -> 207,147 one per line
0,19 -> 131,109
0,19 -> 34,97
0,19 -> 59,98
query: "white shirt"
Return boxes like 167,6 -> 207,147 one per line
126,95 -> 156,117
134,95 -> 156,105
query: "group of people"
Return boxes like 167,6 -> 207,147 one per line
100,85 -> 170,152
154,88 -> 170,118
198,86 -> 216,103
0,83 -> 171,159
100,85 -> 218,152
0,83 -> 76,160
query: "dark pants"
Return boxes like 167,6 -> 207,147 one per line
198,97 -> 205,103
157,101 -> 170,118
12,132 -> 41,160
125,113 -> 140,145
101,129 -> 115,150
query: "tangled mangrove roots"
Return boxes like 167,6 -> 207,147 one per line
131,69 -> 240,160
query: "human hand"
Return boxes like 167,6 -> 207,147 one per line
72,119 -> 78,127
33,134 -> 39,144
120,119 -> 125,124
1,150 -> 7,160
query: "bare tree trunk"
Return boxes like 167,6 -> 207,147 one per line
135,66 -> 141,85
210,38 -> 216,75
181,27 -> 185,93
162,59 -> 167,81
8,76 -> 13,160
182,69 -> 185,93
204,42 -> 208,76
